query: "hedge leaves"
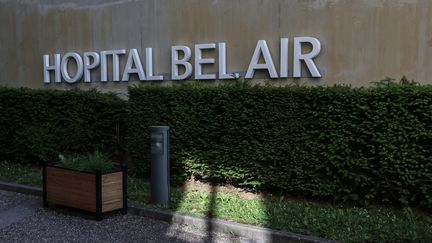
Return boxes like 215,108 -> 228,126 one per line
127,82 -> 432,209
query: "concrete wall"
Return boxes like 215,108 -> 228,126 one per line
1,0 -> 431,94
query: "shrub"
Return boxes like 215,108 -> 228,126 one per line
0,87 -> 126,165
126,81 -> 432,209
58,151 -> 115,173
2,81 -> 431,210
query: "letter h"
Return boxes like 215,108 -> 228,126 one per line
43,54 -> 61,83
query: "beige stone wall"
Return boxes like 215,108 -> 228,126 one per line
0,0 -> 431,94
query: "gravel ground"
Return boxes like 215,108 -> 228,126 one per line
0,190 -> 256,243
0,190 -> 38,212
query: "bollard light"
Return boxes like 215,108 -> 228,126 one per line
150,126 -> 170,206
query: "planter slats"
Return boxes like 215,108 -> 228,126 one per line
43,163 -> 127,221
102,190 -> 123,202
102,173 -> 122,183
103,200 -> 123,213
46,167 -> 97,212
101,171 -> 123,213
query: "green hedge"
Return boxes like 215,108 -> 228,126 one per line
127,82 -> 432,209
1,82 -> 431,209
0,87 -> 125,164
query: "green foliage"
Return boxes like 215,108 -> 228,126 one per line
58,151 -> 115,173
1,161 -> 430,242
127,80 -> 432,210
2,80 -> 432,211
371,76 -> 419,87
0,161 -> 42,186
0,87 -> 126,165
128,177 -> 432,243
58,154 -> 81,171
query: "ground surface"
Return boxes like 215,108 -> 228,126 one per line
0,190 -> 256,243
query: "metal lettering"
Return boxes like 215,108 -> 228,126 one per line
245,40 -> 278,79
293,37 -> 321,78
43,54 -> 61,83
171,45 -> 192,80
280,38 -> 289,78
61,52 -> 84,83
218,43 -> 239,79
122,49 -> 146,81
84,52 -> 100,82
195,43 -> 216,80
101,49 -> 126,82
146,48 -> 163,81
42,37 -> 323,83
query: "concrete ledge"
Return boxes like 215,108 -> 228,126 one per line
129,202 -> 334,243
0,181 -> 336,243
0,181 -> 42,196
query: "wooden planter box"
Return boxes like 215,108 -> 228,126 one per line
42,163 -> 127,220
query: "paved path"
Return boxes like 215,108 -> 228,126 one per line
0,190 -> 255,243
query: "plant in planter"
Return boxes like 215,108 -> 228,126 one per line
43,151 -> 127,221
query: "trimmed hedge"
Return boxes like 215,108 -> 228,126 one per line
1,82 -> 431,209
0,87 -> 125,164
127,82 -> 432,209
